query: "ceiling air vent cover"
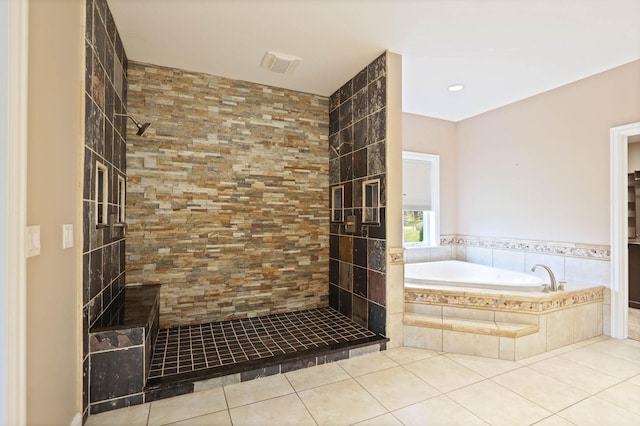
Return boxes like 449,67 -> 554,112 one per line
260,51 -> 301,74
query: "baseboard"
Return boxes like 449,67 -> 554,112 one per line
70,412 -> 82,426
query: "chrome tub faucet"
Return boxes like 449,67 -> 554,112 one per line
531,264 -> 558,292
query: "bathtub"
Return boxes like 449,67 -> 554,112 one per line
404,260 -> 544,291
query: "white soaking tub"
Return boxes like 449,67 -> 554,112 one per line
404,260 -> 544,292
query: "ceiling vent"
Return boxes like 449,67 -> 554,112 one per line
260,51 -> 301,74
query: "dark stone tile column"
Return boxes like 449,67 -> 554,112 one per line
329,53 -> 387,335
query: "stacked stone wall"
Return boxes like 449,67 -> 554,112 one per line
126,62 -> 330,326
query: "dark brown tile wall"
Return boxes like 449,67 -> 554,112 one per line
83,0 -> 128,420
328,53 -> 387,336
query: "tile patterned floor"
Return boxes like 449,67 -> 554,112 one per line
149,307 -> 376,379
87,336 -> 640,426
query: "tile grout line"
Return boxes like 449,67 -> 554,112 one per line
281,372 -> 319,426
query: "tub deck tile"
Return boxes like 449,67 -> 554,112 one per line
403,313 -> 539,338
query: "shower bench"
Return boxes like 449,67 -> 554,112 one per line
88,284 -> 160,414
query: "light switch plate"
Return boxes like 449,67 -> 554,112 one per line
26,225 -> 41,257
63,224 -> 73,249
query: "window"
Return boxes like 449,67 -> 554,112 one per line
402,152 -> 440,247
95,161 -> 108,226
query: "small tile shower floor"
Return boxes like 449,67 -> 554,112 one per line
88,336 -> 640,426
149,307 -> 377,380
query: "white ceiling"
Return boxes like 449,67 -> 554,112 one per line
107,0 -> 640,122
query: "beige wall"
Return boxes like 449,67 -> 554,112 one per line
402,113 -> 458,235
456,60 -> 640,245
27,0 -> 83,423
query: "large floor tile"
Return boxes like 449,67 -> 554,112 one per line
392,395 -> 488,426
229,393 -> 315,426
404,355 -> 484,393
285,361 -> 350,391
382,346 -> 438,365
575,335 -> 610,347
558,396 -> 640,425
338,352 -> 398,377
559,346 -> 640,379
352,413 -> 403,426
517,344 -> 581,365
532,415 -> 577,425
444,352 -> 521,378
528,355 -> 621,394
298,379 -> 387,426
355,366 -> 440,411
448,380 -> 552,426
588,338 -> 640,365
148,388 -> 227,426
596,381 -> 640,415
86,403 -> 150,426
223,374 -> 294,408
169,410 -> 231,426
491,366 -> 590,412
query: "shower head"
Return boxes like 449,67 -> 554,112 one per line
136,122 -> 151,136
115,113 -> 151,136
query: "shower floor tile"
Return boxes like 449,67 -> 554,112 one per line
148,307 -> 377,380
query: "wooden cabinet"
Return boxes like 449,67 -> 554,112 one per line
629,173 -> 637,238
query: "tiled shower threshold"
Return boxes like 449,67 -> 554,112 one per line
145,307 -> 388,401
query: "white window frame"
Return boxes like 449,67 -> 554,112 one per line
402,151 -> 440,248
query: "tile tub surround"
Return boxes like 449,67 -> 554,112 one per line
89,285 -> 160,415
126,61 -> 330,327
83,0 -> 129,420
406,234 -> 612,286
404,285 -> 605,361
328,52 -> 388,336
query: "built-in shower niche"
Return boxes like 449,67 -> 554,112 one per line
88,285 -> 160,414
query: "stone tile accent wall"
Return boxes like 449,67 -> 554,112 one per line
328,53 -> 388,336
126,62 -> 330,327
83,0 -> 128,420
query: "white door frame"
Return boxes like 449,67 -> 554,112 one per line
610,121 -> 640,339
4,0 -> 29,423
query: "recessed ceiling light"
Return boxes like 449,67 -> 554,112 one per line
448,84 -> 464,92
260,51 -> 301,74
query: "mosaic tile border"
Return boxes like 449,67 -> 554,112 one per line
440,234 -> 611,260
405,285 -> 605,314
388,247 -> 404,264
